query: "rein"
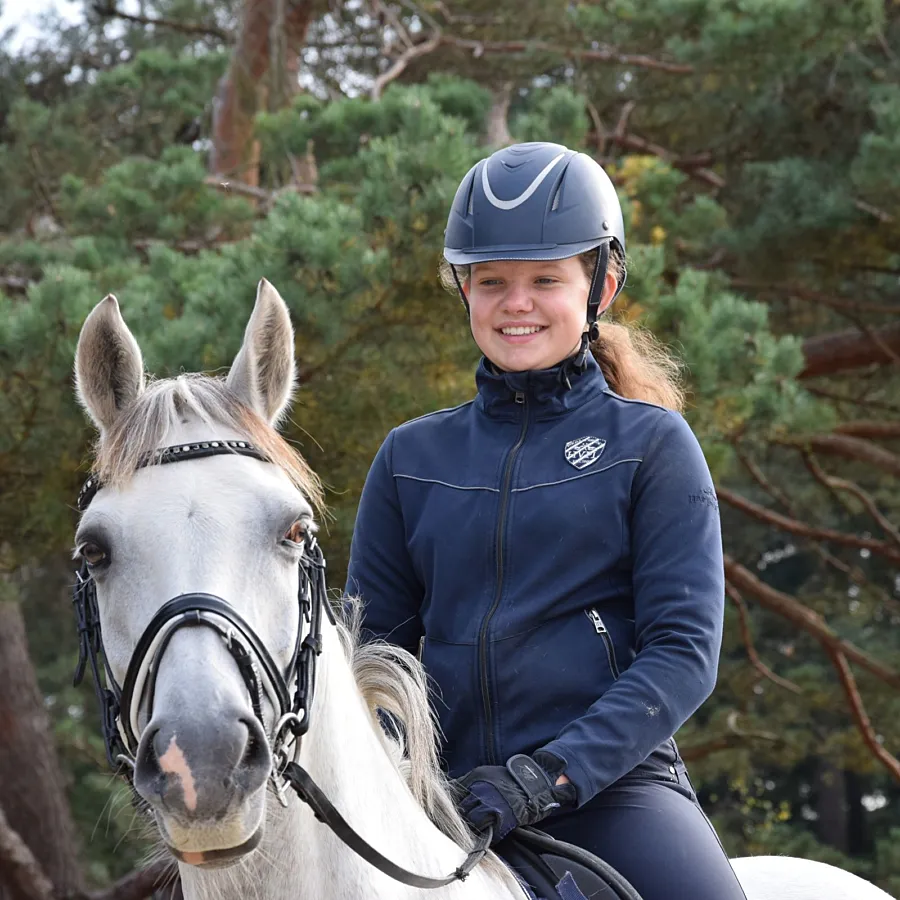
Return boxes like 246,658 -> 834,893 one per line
72,439 -> 490,890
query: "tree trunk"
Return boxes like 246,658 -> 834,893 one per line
210,0 -> 316,183
485,82 -> 514,148
845,769 -> 870,856
0,601 -> 82,898
814,757 -> 850,853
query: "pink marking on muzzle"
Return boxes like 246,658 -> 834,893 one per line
159,735 -> 199,812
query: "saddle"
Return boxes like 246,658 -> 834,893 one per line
495,827 -> 644,900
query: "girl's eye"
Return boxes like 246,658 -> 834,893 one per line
283,520 -> 307,545
80,543 -> 108,567
535,277 -> 557,285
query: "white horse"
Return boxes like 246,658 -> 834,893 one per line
72,280 -> 895,900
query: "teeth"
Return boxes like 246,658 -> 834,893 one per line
501,326 -> 544,335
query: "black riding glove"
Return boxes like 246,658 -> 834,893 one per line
456,753 -> 577,843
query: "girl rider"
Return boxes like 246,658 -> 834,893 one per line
345,141 -> 746,900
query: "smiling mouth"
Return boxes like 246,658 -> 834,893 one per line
498,325 -> 547,336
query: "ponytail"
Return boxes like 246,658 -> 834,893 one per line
581,250 -> 686,412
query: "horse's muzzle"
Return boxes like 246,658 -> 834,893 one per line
134,711 -> 271,821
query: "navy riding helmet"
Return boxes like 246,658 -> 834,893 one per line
443,142 -> 626,335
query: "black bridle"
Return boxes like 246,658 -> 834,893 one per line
72,439 -> 491,889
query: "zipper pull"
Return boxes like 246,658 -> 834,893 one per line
514,391 -> 525,404
586,608 -> 607,634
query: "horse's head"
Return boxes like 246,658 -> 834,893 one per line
73,281 -> 324,866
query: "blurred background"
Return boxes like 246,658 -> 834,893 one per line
1,0 -> 899,895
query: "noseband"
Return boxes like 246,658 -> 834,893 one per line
72,439 -> 490,889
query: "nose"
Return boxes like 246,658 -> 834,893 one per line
501,279 -> 534,313
134,711 -> 271,819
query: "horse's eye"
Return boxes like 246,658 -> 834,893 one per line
283,520 -> 306,546
80,542 -> 108,567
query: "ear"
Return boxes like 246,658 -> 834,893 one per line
597,270 -> 619,315
74,295 -> 145,435
226,279 -> 296,425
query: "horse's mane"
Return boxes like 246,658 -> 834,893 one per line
92,374 -> 512,882
334,599 -> 485,850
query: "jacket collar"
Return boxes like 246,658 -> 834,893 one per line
475,348 -> 609,419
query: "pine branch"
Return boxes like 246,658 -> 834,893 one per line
442,36 -> 694,73
679,731 -> 783,762
679,712 -> 783,762
371,34 -> 442,99
717,486 -> 900,565
801,453 -> 900,548
833,420 -> 900,439
805,386 -> 900,416
799,321 -> 900,378
606,130 -> 724,188
826,649 -> 900,782
725,584 -> 802,694
730,443 -> 900,612
731,280 -> 900,315
368,26 -> 694,100
91,2 -> 229,41
775,432 -> 900,479
722,556 -> 900,692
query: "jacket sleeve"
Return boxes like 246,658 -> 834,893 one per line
538,410 -> 724,805
344,429 -> 425,656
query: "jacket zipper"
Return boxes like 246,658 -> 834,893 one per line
586,608 -> 621,680
479,390 -> 529,765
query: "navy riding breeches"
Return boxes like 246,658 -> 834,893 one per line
539,752 -> 747,900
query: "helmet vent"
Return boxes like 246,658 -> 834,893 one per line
467,179 -> 475,215
551,185 -> 562,211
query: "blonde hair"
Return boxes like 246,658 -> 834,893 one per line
439,250 -> 685,412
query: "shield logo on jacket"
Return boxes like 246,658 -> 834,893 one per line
564,436 -> 606,470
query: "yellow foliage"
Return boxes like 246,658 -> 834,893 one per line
631,200 -> 642,228
650,225 -> 667,245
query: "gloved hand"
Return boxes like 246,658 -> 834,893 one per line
455,753 -> 577,842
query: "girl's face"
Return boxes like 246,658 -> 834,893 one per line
465,257 -> 616,372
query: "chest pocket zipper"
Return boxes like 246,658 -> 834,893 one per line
586,609 -> 621,680
417,635 -> 425,662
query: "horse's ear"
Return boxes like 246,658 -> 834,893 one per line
226,279 -> 295,426
74,295 -> 145,435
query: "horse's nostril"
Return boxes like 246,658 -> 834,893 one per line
134,727 -> 166,802
240,718 -> 271,770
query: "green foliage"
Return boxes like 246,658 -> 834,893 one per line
514,85 -> 590,148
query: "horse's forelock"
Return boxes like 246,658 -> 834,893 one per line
91,373 -> 325,516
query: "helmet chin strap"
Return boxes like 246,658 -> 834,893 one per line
586,241 -> 611,342
577,241 -> 612,369
451,264 -> 470,314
